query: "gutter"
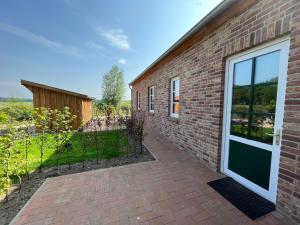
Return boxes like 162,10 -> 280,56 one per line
129,0 -> 236,85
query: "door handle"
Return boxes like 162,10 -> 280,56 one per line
266,129 -> 280,145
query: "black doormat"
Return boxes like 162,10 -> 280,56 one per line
207,177 -> 275,220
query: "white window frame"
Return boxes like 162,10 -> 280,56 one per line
149,86 -> 155,113
170,77 -> 180,118
137,91 -> 141,110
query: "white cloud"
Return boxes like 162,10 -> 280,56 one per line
97,28 -> 131,50
118,58 -> 127,65
0,23 -> 84,59
87,41 -> 103,51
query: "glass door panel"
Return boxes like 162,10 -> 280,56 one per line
230,51 -> 280,145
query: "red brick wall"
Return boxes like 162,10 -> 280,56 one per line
131,0 -> 300,222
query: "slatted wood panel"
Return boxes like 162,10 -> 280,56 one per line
22,81 -> 93,129
81,99 -> 92,124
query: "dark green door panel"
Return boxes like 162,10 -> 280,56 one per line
228,140 -> 272,190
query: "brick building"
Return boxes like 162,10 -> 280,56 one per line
130,0 -> 300,223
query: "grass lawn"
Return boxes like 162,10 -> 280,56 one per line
12,130 -> 128,172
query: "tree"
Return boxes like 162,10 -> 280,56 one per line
11,148 -> 26,192
0,120 -> 17,202
102,65 -> 125,107
34,107 -> 51,172
0,136 -> 13,203
119,101 -> 131,116
51,107 -> 76,170
92,109 -> 101,164
20,119 -> 33,180
79,122 -> 89,168
57,107 -> 76,169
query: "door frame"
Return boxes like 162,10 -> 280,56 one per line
221,36 -> 290,203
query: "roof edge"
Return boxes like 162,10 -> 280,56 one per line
21,80 -> 95,100
129,0 -> 236,86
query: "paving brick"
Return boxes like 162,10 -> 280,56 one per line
10,133 -> 291,225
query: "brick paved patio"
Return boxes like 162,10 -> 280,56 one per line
11,134 -> 289,225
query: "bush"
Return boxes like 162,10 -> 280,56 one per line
119,101 -> 131,116
94,101 -> 116,117
0,103 -> 33,121
0,112 -> 8,123
93,100 -> 131,117
125,110 -> 145,153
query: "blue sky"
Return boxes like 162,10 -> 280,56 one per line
0,0 -> 222,100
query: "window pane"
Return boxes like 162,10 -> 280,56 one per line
150,89 -> 154,111
253,84 -> 277,113
255,51 -> 280,84
173,81 -> 179,102
174,94 -> 179,102
173,102 -> 180,114
250,114 -> 274,144
171,78 -> 179,116
176,79 -> 179,93
232,86 -> 251,112
234,59 -> 252,86
231,113 -> 248,138
232,60 -> 252,113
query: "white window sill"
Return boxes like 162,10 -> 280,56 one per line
168,116 -> 180,124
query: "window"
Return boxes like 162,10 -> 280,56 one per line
149,86 -> 155,112
170,77 -> 180,118
230,51 -> 280,144
136,91 -> 141,110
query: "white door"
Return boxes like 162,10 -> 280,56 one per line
221,37 -> 290,202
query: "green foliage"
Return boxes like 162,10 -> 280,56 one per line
233,84 -> 277,113
19,120 -> 33,180
0,97 -> 32,102
119,100 -> 131,116
0,103 -> 33,122
94,100 -> 106,116
102,65 -> 125,107
232,124 -> 273,143
0,111 -> 8,123
51,107 -> 76,169
94,101 -> 116,117
34,107 -> 51,131
34,107 -> 52,172
0,121 -> 17,201
94,100 -> 130,117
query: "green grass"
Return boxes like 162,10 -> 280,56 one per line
12,130 -> 128,172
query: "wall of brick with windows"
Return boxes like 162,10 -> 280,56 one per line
131,0 -> 300,222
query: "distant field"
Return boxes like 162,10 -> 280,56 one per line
0,101 -> 33,109
0,101 -> 34,129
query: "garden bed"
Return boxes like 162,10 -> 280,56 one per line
0,144 -> 155,225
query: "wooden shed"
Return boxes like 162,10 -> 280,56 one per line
21,80 -> 94,128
